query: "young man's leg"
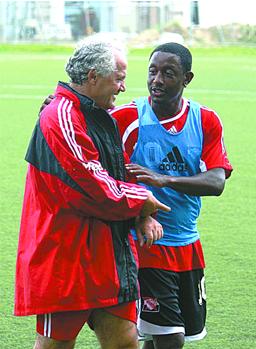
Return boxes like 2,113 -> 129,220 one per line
141,333 -> 184,349
142,340 -> 154,349
138,268 -> 185,349
138,268 -> 206,349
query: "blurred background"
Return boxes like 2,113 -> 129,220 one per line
0,0 -> 255,47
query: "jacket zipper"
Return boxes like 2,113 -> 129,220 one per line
124,237 -> 132,298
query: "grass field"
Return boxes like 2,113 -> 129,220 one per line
0,44 -> 256,348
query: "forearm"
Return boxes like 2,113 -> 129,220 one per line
126,164 -> 226,197
161,168 -> 226,196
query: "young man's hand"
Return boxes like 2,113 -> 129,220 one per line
126,163 -> 168,187
39,94 -> 55,114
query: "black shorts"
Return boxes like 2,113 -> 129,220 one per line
137,268 -> 207,341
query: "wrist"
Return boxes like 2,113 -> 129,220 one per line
139,215 -> 148,219
139,214 -> 152,220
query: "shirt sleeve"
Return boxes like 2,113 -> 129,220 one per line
201,107 -> 233,178
38,100 -> 149,221
110,103 -> 139,158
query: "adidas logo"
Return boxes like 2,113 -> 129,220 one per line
159,146 -> 188,172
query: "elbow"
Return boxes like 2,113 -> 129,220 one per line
208,168 -> 226,196
213,180 -> 225,196
215,188 -> 224,196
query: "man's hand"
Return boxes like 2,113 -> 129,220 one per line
140,191 -> 170,218
39,94 -> 55,114
135,216 -> 163,248
125,163 -> 168,187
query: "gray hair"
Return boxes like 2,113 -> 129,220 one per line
65,37 -> 126,85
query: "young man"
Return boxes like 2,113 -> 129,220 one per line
14,38 -> 170,349
110,42 -> 233,349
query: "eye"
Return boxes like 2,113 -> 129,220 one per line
116,75 -> 125,82
116,79 -> 124,85
165,69 -> 175,78
149,68 -> 157,76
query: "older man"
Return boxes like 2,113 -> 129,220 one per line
14,38 -> 169,349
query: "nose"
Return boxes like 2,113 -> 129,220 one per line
119,81 -> 126,92
153,71 -> 163,84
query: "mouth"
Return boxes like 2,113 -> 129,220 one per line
151,87 -> 165,98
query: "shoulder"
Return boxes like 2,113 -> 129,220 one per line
199,104 -> 224,135
199,104 -> 222,123
109,101 -> 138,118
109,101 -> 139,136
40,95 -> 85,138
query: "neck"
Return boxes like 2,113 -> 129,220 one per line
69,82 -> 89,96
151,97 -> 183,120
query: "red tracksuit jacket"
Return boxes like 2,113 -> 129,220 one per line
15,83 -> 149,316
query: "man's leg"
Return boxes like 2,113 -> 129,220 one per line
33,333 -> 76,349
90,309 -> 138,349
35,311 -> 89,349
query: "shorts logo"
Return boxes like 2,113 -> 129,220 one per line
142,297 -> 160,312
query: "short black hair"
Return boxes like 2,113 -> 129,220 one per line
149,42 -> 192,72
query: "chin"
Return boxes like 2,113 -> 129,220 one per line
109,100 -> 116,109
106,102 -> 114,109
100,101 -> 114,110
151,96 -> 164,104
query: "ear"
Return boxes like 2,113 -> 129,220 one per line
183,71 -> 194,87
87,69 -> 97,85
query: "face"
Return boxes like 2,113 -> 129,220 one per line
147,51 -> 190,107
94,51 -> 127,110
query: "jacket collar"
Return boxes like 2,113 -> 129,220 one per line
57,81 -> 98,112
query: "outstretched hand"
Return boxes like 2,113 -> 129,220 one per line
39,94 -> 55,114
126,163 -> 168,187
140,191 -> 170,218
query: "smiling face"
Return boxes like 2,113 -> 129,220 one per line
147,51 -> 193,111
93,50 -> 127,110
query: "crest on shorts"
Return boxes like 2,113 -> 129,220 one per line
142,297 -> 160,312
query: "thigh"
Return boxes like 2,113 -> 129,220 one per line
179,269 -> 207,340
37,310 -> 90,341
138,268 -> 185,336
90,305 -> 138,349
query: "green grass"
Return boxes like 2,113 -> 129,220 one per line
1,45 -> 256,349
